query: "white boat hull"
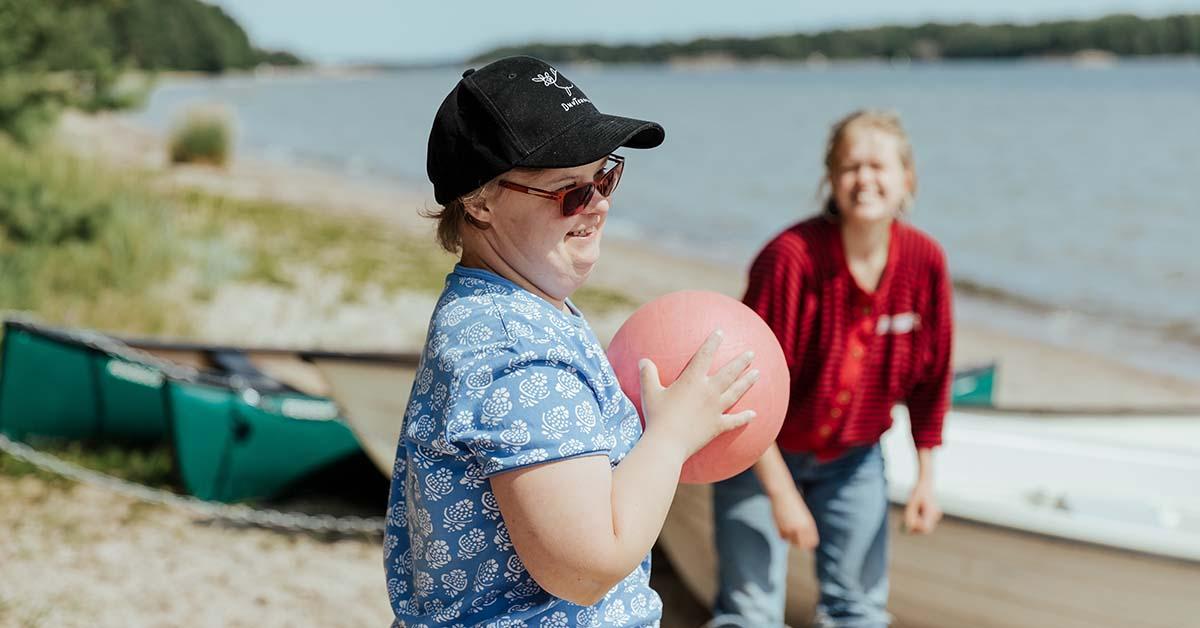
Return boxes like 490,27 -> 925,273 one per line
659,408 -> 1200,627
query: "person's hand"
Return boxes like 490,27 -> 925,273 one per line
770,487 -> 819,549
903,478 -> 942,534
638,330 -> 759,460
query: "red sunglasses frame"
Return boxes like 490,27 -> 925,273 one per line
497,154 -> 624,217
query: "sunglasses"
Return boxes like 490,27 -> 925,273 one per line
498,154 -> 624,217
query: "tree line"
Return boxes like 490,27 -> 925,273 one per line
472,13 -> 1200,64
0,0 -> 300,144
1,0 -> 301,74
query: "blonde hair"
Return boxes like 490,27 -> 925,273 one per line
422,180 -> 498,254
818,109 -> 917,217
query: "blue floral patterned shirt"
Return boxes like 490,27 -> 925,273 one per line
385,265 -> 662,627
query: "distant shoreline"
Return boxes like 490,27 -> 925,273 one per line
312,52 -> 1200,75
469,13 -> 1200,67
137,53 -> 1200,86
137,45 -> 1200,78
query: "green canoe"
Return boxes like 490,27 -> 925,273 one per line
951,362 -> 996,407
163,374 -> 363,502
0,319 -> 413,502
0,320 -> 175,443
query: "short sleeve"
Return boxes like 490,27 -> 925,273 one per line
447,361 -> 610,477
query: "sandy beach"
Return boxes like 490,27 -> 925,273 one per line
1,109 -> 1197,628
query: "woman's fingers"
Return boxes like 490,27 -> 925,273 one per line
718,366 -> 760,409
679,330 -> 724,381
904,502 -> 921,531
918,503 -> 942,534
637,358 -> 663,401
904,499 -> 940,534
718,409 -> 756,433
712,349 -> 755,390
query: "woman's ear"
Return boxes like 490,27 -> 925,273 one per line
462,191 -> 495,229
464,202 -> 492,227
899,169 -> 918,214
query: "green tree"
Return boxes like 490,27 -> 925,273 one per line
471,13 -> 1200,64
0,0 -> 301,145
0,0 -> 124,144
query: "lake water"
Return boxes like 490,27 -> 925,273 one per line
128,59 -> 1200,379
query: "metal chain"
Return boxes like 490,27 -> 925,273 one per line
0,433 -> 386,536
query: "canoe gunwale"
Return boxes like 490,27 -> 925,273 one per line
2,319 -> 422,391
2,319 -> 346,425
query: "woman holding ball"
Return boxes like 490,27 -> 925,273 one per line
710,110 -> 953,628
385,56 -> 759,627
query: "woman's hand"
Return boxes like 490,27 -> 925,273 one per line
770,486 -> 820,549
638,330 -> 759,461
903,477 -> 942,534
904,448 -> 941,534
493,332 -> 756,606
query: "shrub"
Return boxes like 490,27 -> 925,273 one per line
167,106 -> 233,166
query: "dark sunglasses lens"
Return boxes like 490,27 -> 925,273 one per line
598,161 -> 623,197
562,184 -> 594,216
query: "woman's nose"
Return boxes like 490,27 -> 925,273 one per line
585,190 -> 610,215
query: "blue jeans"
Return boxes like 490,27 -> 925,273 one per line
709,444 -> 890,628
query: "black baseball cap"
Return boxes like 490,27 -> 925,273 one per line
427,56 -> 665,205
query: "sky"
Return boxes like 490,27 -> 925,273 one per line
206,0 -> 1200,64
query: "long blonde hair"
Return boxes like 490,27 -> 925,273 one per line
818,109 -> 917,218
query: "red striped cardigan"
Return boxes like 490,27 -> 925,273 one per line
743,216 -> 952,460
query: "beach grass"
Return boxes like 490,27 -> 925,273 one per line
0,138 -> 181,335
168,107 -> 233,166
574,283 -> 639,314
174,190 -> 455,300
172,189 -> 640,314
0,142 -> 443,333
0,441 -> 176,489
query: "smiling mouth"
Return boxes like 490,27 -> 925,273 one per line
567,225 -> 598,238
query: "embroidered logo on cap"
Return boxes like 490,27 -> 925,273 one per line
532,67 -> 592,112
531,68 -> 574,95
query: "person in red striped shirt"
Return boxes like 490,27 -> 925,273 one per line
708,110 -> 952,628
